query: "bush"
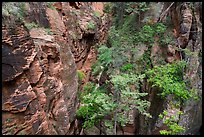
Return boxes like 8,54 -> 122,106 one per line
77,70 -> 85,81
76,82 -> 115,129
2,2 -> 26,21
24,22 -> 39,30
93,11 -> 101,18
159,109 -> 185,135
44,28 -> 53,35
86,20 -> 95,29
145,60 -> 193,101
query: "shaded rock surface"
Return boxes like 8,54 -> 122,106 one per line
137,2 -> 202,135
2,2 -> 110,135
2,3 -> 78,135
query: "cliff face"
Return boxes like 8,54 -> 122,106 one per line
2,2 -> 109,135
135,2 -> 202,135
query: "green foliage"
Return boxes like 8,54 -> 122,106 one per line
93,11 -> 101,18
153,23 -> 173,45
44,28 -> 53,35
110,73 -> 152,119
138,25 -> 155,43
125,2 -> 149,14
77,70 -> 85,81
78,2 -> 197,134
97,45 -> 112,66
2,2 -> 26,21
76,82 -> 115,129
176,47 -> 196,56
103,2 -> 112,13
91,45 -> 112,76
46,2 -> 56,10
136,23 -> 170,45
159,34 -> 173,45
87,20 -> 95,29
154,23 -> 166,34
121,63 -> 133,72
104,120 -> 114,129
159,110 -> 185,135
145,60 -> 193,101
139,48 -> 152,71
24,22 -> 39,30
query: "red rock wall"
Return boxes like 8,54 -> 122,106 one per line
2,2 -> 110,135
53,2 -> 111,84
2,3 -> 78,135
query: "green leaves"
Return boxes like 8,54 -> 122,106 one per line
121,63 -> 133,72
2,2 -> 26,21
124,2 -> 149,14
104,120 -> 114,129
145,60 -> 192,101
86,20 -> 95,29
24,22 -> 39,30
77,70 -> 85,81
77,83 -> 115,129
159,109 -> 185,135
46,2 -> 56,10
110,73 -> 143,88
110,73 -> 151,119
153,23 -> 166,34
98,45 -> 112,66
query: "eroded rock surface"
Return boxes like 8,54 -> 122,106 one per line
2,3 -> 78,135
2,2 -> 110,135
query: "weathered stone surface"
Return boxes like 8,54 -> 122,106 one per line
2,22 -> 37,82
137,2 -> 202,135
83,125 -> 100,135
46,8 -> 66,36
25,2 -> 50,28
2,3 -> 78,135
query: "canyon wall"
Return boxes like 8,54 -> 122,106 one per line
2,2 -> 110,135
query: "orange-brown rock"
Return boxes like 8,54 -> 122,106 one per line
2,5 -> 78,135
53,2 -> 111,85
2,2 -> 111,135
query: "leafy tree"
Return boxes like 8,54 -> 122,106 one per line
145,60 -> 193,101
76,82 -> 115,129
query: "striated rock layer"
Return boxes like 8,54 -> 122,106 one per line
2,2 -> 110,135
2,3 -> 77,135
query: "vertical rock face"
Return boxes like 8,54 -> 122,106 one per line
137,2 -> 202,135
2,3 -> 78,135
25,2 -> 50,28
2,2 -> 110,135
175,3 -> 202,135
53,2 -> 110,84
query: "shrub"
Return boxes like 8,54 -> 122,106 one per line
86,20 -> 95,29
24,22 -> 39,30
103,2 -> 112,13
2,2 -> 26,21
44,28 -> 53,35
76,82 -> 115,129
159,109 -> 185,135
121,63 -> 133,71
145,60 -> 193,101
93,11 -> 101,18
77,70 -> 85,81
